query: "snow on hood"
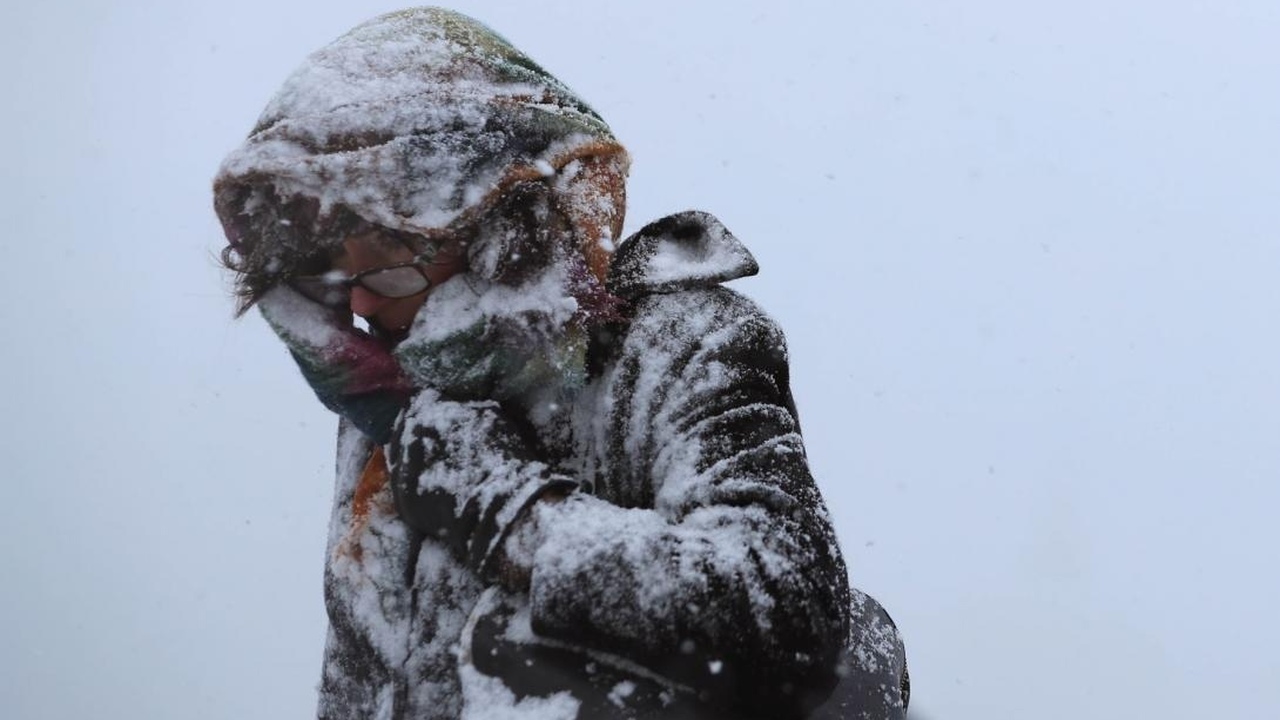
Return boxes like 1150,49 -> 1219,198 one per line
213,6 -> 626,261
213,9 -> 761,416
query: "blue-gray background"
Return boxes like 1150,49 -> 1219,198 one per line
3,1 -> 1277,718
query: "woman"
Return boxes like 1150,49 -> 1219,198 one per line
215,8 -> 908,719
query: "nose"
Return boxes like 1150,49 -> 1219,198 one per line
349,285 -> 386,319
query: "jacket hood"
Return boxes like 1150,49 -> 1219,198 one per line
214,6 -> 627,266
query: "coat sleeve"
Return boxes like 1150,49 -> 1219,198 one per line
527,287 -> 852,719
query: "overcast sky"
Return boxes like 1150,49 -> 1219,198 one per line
3,2 -> 1278,719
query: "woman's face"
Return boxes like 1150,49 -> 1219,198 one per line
332,229 -> 466,337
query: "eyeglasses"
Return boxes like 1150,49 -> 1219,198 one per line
290,253 -> 440,307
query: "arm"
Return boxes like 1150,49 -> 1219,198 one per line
528,288 -> 850,718
385,287 -> 851,717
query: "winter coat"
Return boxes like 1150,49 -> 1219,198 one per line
213,8 -> 908,719
315,211 -> 908,720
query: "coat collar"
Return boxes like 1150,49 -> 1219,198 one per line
607,211 -> 758,298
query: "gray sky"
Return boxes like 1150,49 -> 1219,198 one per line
3,1 -> 1278,718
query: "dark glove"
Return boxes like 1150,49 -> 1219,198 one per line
386,389 -> 577,578
258,285 -> 412,443
391,273 -> 591,404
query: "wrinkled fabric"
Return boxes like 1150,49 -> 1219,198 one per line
392,264 -> 591,404
216,6 -> 619,229
214,7 -> 627,290
258,286 -> 413,443
213,8 -> 907,718
387,389 -> 578,577
317,213 -> 908,720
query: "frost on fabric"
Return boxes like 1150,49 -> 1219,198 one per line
457,590 -> 580,720
608,211 -> 758,298
522,278 -> 851,713
532,497 -> 788,644
325,427 -> 494,719
457,664 -> 579,720
600,292 -> 748,499
848,589 -> 905,676
389,388 -> 581,582
551,157 -> 622,256
215,7 -> 621,241
403,541 -> 483,718
258,285 -> 350,348
392,266 -> 587,400
644,220 -> 755,286
606,288 -> 793,517
216,1 -> 901,712
325,426 -> 416,667
304,209 -> 883,717
409,265 -> 578,342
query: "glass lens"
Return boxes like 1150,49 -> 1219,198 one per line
360,266 -> 429,298
292,275 -> 351,307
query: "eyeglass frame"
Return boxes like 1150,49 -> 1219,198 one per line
288,232 -> 453,307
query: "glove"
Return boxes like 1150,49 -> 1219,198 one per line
391,272 -> 591,403
257,285 -> 413,443
386,389 -> 578,579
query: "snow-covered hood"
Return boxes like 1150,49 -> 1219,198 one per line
214,8 -> 756,420
213,6 -> 625,256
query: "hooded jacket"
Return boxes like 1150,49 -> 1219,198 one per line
214,8 -> 907,719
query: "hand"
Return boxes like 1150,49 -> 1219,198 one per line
257,285 -> 412,443
389,273 -> 590,403
386,389 -> 577,579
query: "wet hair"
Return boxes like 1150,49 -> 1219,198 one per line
217,184 -> 371,316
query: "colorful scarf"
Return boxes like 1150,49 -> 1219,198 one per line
258,286 -> 413,443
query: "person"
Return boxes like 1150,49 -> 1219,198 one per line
215,7 -> 909,719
